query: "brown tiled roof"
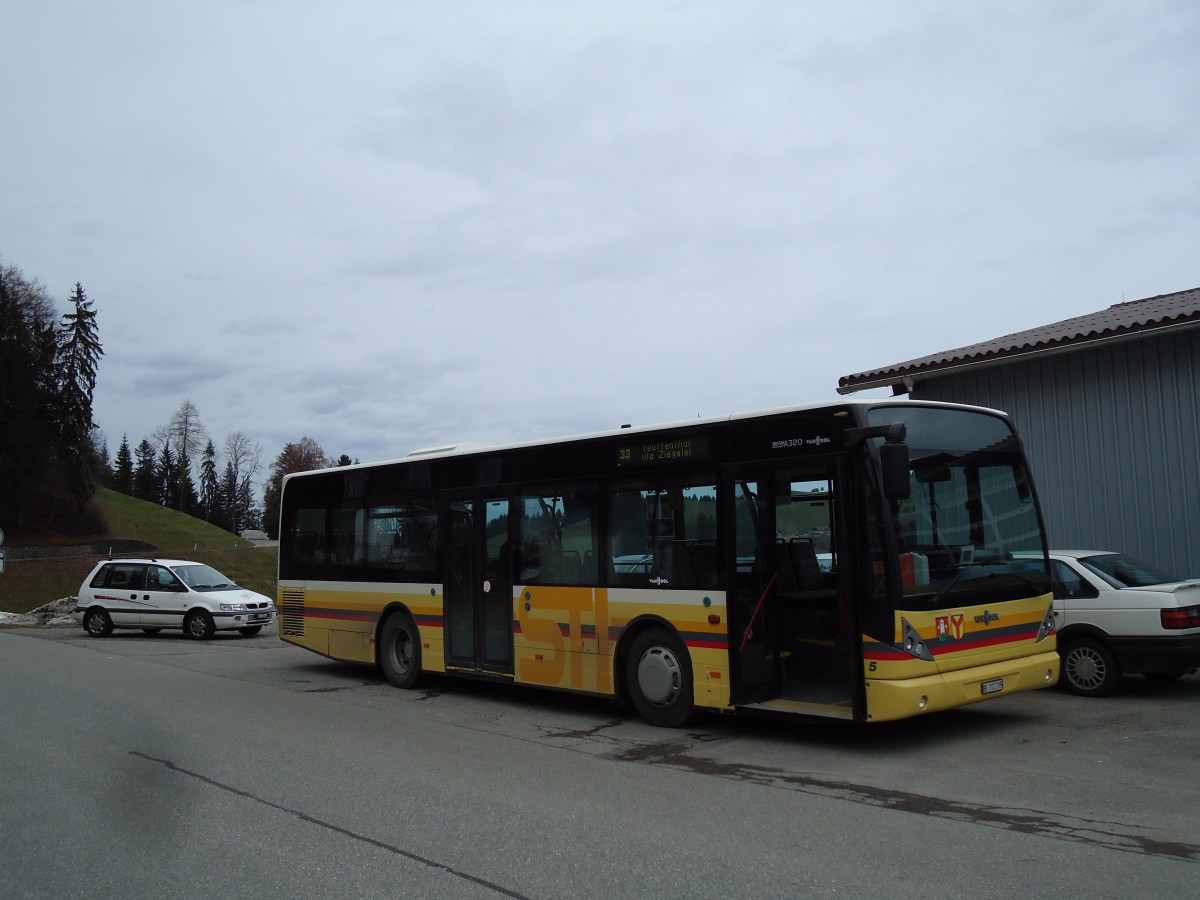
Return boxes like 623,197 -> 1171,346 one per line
837,286 -> 1200,394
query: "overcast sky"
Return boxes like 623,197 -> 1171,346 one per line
3,1 -> 1197,489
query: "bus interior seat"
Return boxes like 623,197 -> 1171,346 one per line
677,541 -> 719,587
775,539 -> 837,638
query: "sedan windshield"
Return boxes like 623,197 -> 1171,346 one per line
1079,553 -> 1179,589
171,564 -> 239,591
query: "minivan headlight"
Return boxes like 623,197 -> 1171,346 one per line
220,602 -> 247,611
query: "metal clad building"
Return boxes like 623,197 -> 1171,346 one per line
838,288 -> 1200,578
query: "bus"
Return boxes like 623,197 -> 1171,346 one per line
276,400 -> 1058,726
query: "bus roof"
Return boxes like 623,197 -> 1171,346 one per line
281,397 -> 1009,484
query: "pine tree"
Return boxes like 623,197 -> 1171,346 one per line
218,460 -> 239,531
55,283 -> 103,513
0,264 -> 61,531
178,453 -> 199,515
88,428 -> 113,487
133,439 -> 157,501
199,440 -> 218,522
113,435 -> 134,495
155,442 -> 177,506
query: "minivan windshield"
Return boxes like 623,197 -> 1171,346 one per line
171,564 -> 239,591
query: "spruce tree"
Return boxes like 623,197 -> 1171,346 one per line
199,440 -> 218,522
156,443 -> 177,507
56,283 -> 103,512
113,435 -> 134,495
133,439 -> 157,500
0,264 -> 59,530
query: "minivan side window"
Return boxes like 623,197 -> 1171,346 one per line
147,565 -> 184,591
94,563 -> 146,590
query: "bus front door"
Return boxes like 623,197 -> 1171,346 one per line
732,467 -> 855,718
444,494 -> 513,674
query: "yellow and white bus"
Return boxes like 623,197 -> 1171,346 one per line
277,400 -> 1058,725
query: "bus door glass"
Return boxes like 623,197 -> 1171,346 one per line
732,477 -> 778,702
773,466 -> 853,710
444,494 -> 513,672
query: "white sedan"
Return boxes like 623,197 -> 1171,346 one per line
1043,550 -> 1200,696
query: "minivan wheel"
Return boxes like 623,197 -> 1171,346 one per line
84,608 -> 113,637
184,610 -> 216,640
1061,638 -> 1121,697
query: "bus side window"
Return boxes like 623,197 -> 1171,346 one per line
516,484 -> 598,586
607,476 -> 718,588
365,498 -> 439,582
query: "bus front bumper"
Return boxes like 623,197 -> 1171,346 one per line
864,649 -> 1060,722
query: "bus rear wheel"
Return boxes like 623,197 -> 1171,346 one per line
379,610 -> 422,689
626,628 -> 694,727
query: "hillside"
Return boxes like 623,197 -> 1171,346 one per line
0,488 -> 278,616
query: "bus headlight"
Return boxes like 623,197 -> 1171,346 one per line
900,618 -> 935,661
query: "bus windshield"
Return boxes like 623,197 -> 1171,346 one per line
868,406 -> 1050,610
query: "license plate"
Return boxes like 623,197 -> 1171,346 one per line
250,614 -> 268,621
981,678 -> 1004,695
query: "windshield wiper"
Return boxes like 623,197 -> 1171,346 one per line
928,564 -> 975,607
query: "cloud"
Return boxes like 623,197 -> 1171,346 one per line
4,1 -> 1198,494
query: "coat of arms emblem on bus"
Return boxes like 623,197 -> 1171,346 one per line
936,614 -> 965,643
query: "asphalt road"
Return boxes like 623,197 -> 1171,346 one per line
2,622 -> 1197,899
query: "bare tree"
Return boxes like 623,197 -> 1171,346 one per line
223,431 -> 263,533
154,400 -> 208,511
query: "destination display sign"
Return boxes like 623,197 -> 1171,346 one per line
614,435 -> 709,468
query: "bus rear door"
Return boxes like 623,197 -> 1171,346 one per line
443,493 -> 514,674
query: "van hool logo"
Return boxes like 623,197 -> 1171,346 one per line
974,611 -> 1001,626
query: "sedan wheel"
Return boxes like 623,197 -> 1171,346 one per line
1061,638 -> 1121,697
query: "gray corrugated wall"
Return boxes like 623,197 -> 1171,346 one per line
911,329 -> 1200,577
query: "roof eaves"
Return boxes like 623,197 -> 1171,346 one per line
838,288 -> 1200,394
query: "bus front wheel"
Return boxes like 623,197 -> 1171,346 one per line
379,610 -> 422,689
626,628 -> 694,727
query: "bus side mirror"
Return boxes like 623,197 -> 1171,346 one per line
880,441 -> 911,501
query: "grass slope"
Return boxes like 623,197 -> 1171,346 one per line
0,487 -> 278,615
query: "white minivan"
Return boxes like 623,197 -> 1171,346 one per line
72,558 -> 276,639
1040,551 -> 1200,696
